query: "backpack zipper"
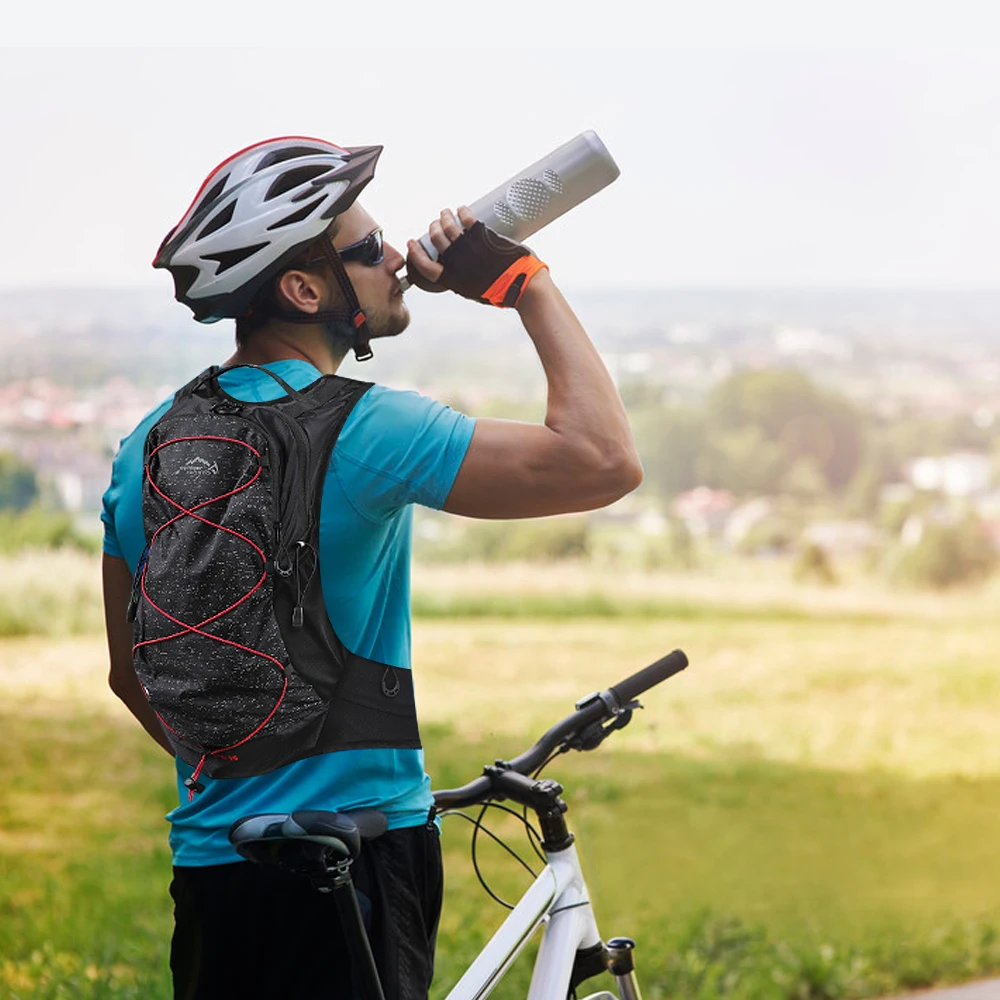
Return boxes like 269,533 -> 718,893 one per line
270,406 -> 316,626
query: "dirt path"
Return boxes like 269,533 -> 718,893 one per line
896,981 -> 1000,1000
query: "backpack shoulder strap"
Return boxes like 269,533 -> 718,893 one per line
171,366 -> 220,402
183,364 -> 318,408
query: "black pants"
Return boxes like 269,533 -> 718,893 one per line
170,825 -> 443,1000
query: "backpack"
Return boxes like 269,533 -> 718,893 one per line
127,365 -> 421,796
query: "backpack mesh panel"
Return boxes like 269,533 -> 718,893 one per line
136,422 -> 325,753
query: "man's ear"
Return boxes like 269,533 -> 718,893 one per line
275,269 -> 324,314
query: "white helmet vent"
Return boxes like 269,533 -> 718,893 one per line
253,145 -> 328,172
265,164 -> 331,202
200,173 -> 231,206
198,202 -> 236,240
202,243 -> 269,275
266,197 -> 326,231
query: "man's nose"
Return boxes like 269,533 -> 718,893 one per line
384,240 -> 405,272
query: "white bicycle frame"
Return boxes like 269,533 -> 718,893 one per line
444,840 -> 632,1000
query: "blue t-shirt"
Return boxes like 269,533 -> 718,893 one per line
101,360 -> 475,866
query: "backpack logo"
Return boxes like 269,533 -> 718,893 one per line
180,456 -> 219,475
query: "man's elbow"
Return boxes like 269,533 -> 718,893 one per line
623,453 -> 645,493
592,450 -> 644,506
108,665 -> 134,704
108,669 -> 125,701
613,451 -> 644,497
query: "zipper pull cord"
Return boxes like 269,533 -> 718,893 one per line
292,543 -> 304,628
273,523 -> 293,577
291,541 -> 317,628
184,754 -> 207,801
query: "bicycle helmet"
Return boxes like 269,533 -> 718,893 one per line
153,136 -> 382,341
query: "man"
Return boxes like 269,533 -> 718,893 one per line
102,136 -> 642,1000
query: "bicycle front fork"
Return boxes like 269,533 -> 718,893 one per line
578,936 -> 643,1000
606,937 -> 642,1000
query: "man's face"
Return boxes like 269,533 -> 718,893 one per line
331,203 -> 409,340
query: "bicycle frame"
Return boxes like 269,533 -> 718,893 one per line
444,840 -> 605,1000
230,652 -> 688,999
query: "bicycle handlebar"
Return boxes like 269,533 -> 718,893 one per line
432,649 -> 688,811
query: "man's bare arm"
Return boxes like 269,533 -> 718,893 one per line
102,553 -> 174,756
407,208 -> 643,519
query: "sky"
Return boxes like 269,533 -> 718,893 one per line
1,1 -> 998,293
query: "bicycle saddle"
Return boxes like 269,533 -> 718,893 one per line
229,810 -> 388,874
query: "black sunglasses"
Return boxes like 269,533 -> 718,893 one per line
335,228 -> 384,267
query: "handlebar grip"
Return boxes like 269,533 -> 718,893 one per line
609,649 -> 688,705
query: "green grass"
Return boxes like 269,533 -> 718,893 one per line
0,550 -> 901,641
2,552 -> 996,639
0,551 -> 103,638
4,560 -> 1000,996
0,710 -> 175,999
2,704 -> 1000,999
410,588 -> 892,623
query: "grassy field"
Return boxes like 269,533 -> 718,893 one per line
1,557 -> 999,997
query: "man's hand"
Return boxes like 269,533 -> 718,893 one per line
405,206 -> 474,292
406,207 -> 546,307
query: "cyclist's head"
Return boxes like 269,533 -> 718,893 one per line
153,136 -> 397,360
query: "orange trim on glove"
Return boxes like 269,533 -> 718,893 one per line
480,256 -> 549,308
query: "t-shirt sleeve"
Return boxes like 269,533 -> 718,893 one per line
101,438 -> 142,563
99,398 -> 173,569
100,499 -> 124,559
331,386 -> 475,520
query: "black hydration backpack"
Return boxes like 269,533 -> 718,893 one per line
127,366 -> 421,796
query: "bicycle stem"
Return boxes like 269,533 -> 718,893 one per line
485,768 -> 574,852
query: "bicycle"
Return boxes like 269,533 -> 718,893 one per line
229,648 -> 689,1000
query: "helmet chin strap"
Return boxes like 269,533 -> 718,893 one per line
264,233 -> 373,362
315,233 -> 373,362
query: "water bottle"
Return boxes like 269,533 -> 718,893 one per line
399,130 -> 620,289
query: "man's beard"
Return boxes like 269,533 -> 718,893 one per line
365,296 -> 410,341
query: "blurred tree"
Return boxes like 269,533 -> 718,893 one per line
889,515 -> 997,589
781,457 -> 828,501
705,370 -> 866,492
632,407 -> 707,499
454,518 -> 590,563
0,508 -> 98,554
618,378 -> 666,410
697,425 -> 785,495
793,542 -> 838,585
640,515 -> 697,571
878,412 -> 994,464
0,453 -> 39,510
844,449 -> 894,517
737,510 -> 802,555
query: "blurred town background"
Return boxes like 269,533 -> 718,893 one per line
3,284 -> 998,591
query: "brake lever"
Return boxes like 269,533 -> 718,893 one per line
565,699 -> 641,752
